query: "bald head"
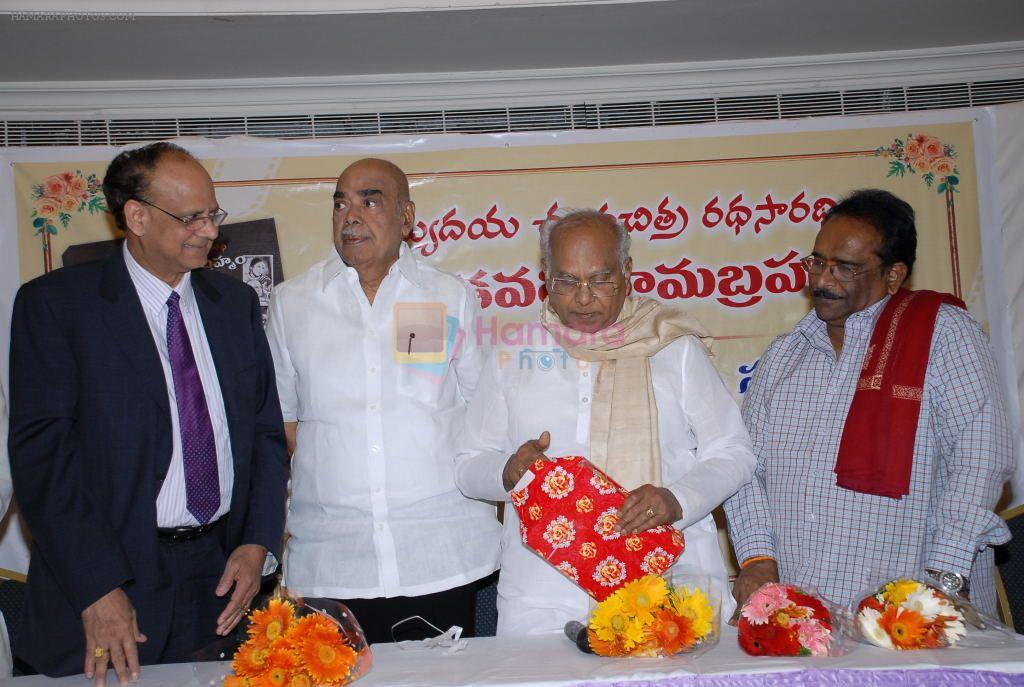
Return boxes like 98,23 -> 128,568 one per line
339,158 -> 410,203
332,157 -> 416,286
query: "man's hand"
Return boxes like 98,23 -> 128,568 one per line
729,558 -> 779,625
616,484 -> 682,533
82,588 -> 147,686
215,544 -> 267,636
502,431 -> 551,491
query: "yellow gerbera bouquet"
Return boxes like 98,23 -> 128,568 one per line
585,575 -> 718,657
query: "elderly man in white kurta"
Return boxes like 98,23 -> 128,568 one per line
267,158 -> 498,643
455,209 -> 756,635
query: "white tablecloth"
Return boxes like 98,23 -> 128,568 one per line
2,624 -> 1023,687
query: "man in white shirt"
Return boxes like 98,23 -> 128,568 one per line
9,143 -> 288,680
455,209 -> 756,634
266,158 -> 498,643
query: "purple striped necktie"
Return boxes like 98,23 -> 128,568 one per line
166,291 -> 220,524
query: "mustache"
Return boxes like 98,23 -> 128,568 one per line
340,228 -> 369,240
812,287 -> 843,300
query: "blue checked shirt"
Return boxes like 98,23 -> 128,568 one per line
724,296 -> 1013,615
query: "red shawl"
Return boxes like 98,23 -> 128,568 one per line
834,289 -> 964,499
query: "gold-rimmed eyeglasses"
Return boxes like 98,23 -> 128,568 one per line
548,275 -> 621,298
800,255 -> 885,282
136,198 -> 228,229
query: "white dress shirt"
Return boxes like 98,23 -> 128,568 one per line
123,243 -> 234,528
266,244 -> 500,599
455,334 -> 757,634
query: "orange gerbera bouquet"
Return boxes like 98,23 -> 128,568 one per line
223,596 -> 372,687
582,575 -> 719,657
855,578 -> 966,650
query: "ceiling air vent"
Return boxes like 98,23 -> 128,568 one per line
3,77 -> 1024,147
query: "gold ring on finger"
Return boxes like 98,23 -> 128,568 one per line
645,507 -> 656,519
93,647 -> 108,659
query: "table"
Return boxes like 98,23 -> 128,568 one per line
3,624 -> 1023,687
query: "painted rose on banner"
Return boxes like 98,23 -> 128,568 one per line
30,171 -> 106,271
875,133 -> 961,196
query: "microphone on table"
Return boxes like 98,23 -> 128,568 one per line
407,332 -> 416,354
564,621 -> 594,654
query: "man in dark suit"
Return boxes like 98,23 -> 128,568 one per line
8,142 -> 289,683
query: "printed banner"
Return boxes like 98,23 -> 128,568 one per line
9,122 -> 984,402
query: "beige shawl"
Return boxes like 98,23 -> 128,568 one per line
540,296 -> 709,490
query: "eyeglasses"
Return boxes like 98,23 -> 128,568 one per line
548,275 -> 621,298
800,255 -> 885,282
136,198 -> 228,229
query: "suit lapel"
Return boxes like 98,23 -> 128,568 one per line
99,254 -> 170,416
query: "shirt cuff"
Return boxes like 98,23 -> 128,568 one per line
740,555 -> 776,569
925,545 -> 975,581
262,552 -> 279,577
730,532 -> 777,565
456,449 -> 511,502
667,483 -> 716,530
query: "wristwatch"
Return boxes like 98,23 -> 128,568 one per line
927,569 -> 966,596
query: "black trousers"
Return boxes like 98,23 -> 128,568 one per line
152,520 -> 232,663
338,580 -> 479,644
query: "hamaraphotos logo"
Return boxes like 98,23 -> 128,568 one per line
393,302 -> 448,364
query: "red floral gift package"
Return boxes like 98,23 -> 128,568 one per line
511,455 -> 685,601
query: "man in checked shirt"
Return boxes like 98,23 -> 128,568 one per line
725,189 -> 1013,617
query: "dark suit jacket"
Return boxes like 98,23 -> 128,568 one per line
8,252 -> 289,676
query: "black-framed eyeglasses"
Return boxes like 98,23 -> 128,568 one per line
136,198 -> 228,228
548,275 -> 621,298
800,255 -> 886,282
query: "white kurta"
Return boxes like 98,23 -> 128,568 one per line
455,335 -> 756,634
267,245 -> 500,598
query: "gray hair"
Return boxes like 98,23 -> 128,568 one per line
539,209 -> 631,272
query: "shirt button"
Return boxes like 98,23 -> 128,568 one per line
368,328 -> 377,336
581,397 -> 589,403
369,404 -> 378,411
369,367 -> 377,374
370,445 -> 380,453
582,371 -> 589,378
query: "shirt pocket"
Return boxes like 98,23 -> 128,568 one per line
393,358 -> 454,409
